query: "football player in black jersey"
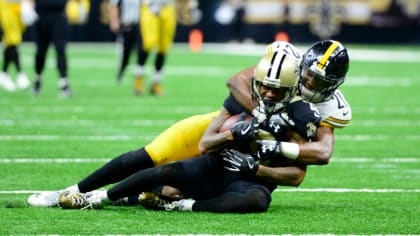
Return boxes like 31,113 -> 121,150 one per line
56,45 -> 321,213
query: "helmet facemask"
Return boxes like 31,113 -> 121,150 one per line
299,63 -> 344,103
298,40 -> 349,103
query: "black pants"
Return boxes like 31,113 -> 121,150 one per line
34,12 -> 68,78
117,23 -> 142,77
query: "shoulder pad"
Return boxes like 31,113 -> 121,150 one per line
316,90 -> 352,128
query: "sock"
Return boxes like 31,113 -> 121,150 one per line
152,70 -> 162,84
35,74 -> 42,82
135,64 -> 144,77
58,78 -> 68,89
65,184 -> 80,193
178,199 -> 195,211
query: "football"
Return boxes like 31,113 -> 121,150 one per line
219,114 -> 252,132
219,114 -> 276,141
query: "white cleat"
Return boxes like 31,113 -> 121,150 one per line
0,72 -> 16,91
27,191 -> 61,207
16,72 -> 30,90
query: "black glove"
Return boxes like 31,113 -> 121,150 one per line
222,149 -> 258,175
255,140 -> 281,161
266,112 -> 295,137
230,113 -> 259,141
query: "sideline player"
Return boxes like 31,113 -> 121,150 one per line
27,40 -> 351,207
0,0 -> 36,91
32,0 -> 71,97
134,0 -> 176,96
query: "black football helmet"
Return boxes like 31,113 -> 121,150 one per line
299,40 -> 349,102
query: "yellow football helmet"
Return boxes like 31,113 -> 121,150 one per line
66,0 -> 90,25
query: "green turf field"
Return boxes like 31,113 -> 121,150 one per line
0,43 -> 419,235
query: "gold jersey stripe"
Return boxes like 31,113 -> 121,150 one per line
326,116 -> 350,124
317,41 -> 340,69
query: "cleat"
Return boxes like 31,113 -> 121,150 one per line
58,79 -> 72,97
0,72 -> 16,91
59,191 -> 90,209
60,86 -> 72,98
134,76 -> 144,95
27,191 -> 61,207
16,73 -> 30,90
59,190 -> 109,210
150,82 -> 164,96
163,199 -> 193,211
138,192 -> 178,211
33,80 -> 42,95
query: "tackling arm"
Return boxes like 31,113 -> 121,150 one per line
256,164 -> 307,187
287,126 -> 334,164
228,69 -> 335,165
222,148 -> 307,186
198,107 -> 234,154
226,66 -> 255,112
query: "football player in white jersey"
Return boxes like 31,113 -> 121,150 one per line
227,39 -> 351,165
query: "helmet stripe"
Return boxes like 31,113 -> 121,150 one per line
267,51 -> 286,80
317,40 -> 340,69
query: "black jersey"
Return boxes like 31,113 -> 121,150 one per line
35,0 -> 67,14
222,94 -> 320,140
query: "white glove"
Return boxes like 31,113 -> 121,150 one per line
21,0 -> 38,26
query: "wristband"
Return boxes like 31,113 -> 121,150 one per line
280,142 -> 299,160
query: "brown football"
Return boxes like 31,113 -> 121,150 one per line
219,114 -> 252,132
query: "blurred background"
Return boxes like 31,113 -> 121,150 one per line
21,0 -> 420,44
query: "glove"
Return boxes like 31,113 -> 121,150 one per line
230,113 -> 259,141
255,140 -> 281,161
266,112 -> 295,137
222,149 -> 258,175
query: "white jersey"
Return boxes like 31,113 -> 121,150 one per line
315,89 -> 351,128
110,0 -> 140,25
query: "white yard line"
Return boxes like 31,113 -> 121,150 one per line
0,134 -> 419,141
